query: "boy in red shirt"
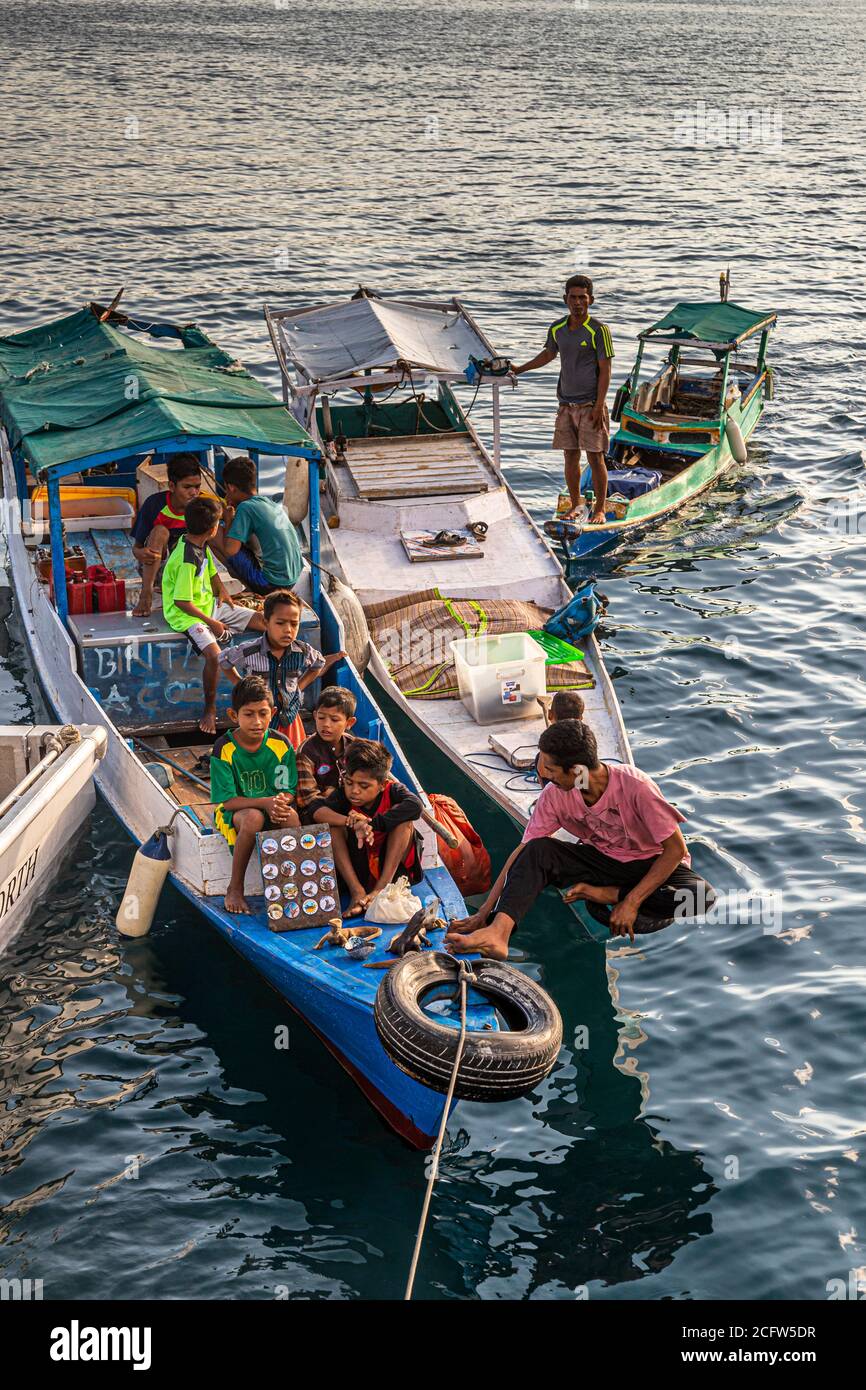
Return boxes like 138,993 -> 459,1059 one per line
132,452 -> 202,616
306,740 -> 423,918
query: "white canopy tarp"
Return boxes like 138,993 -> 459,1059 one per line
276,296 -> 494,383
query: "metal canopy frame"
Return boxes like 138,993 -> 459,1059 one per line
263,292 -> 512,466
4,301 -> 327,633
263,293 -> 502,392
638,312 -> 778,351
15,432 -> 322,631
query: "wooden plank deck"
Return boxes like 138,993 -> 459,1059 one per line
345,433 -> 489,499
135,739 -> 215,816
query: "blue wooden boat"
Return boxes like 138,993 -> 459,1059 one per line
264,288 -> 633,944
544,293 -> 777,563
0,298 -> 505,1146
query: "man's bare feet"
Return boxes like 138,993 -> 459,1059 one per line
562,881 -> 619,905
225,886 -> 251,914
587,509 -> 607,525
445,920 -> 512,960
564,499 -> 588,521
199,708 -> 217,735
132,597 -> 152,617
446,911 -> 487,935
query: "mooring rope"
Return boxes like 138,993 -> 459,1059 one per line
404,957 -> 476,1301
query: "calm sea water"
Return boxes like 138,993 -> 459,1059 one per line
1,0 -> 865,1301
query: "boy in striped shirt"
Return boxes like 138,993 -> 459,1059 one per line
219,589 -> 345,749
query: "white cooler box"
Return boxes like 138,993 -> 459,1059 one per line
450,632 -> 546,724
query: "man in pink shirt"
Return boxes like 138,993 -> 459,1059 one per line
446,720 -> 715,959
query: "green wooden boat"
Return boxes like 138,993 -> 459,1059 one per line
545,293 -> 777,560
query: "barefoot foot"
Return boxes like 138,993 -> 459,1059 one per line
445,922 -> 512,960
564,500 -> 588,521
446,912 -> 488,935
199,708 -> 217,735
562,881 -> 619,906
225,887 -> 251,914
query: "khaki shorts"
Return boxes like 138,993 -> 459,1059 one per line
552,401 -> 610,453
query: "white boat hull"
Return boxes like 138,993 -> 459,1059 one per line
0,724 -> 107,950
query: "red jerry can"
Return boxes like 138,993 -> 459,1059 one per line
50,566 -> 93,614
66,573 -> 94,615
88,564 -> 127,613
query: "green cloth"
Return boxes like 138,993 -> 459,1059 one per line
0,306 -> 317,472
644,301 -> 775,345
211,730 -> 298,847
526,629 -> 585,664
228,495 -> 302,587
161,536 -> 217,631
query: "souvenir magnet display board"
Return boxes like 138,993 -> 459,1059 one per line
257,826 -> 339,931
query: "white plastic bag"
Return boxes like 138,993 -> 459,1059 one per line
365,876 -> 422,924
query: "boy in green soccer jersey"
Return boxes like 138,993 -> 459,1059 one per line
210,675 -> 301,914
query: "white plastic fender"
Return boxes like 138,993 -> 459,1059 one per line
116,831 -> 173,937
725,416 -> 748,464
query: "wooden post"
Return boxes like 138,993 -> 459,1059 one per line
12,449 -> 27,507
717,352 -> 731,415
321,394 -> 334,443
492,384 -> 501,468
47,472 -> 68,628
308,457 -> 322,613
631,342 -> 645,404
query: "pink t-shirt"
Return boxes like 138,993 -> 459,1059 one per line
523,763 -> 690,865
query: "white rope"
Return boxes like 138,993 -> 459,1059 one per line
404,958 -> 475,1301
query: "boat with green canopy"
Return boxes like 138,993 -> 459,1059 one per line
544,284 -> 777,561
0,297 -> 527,1147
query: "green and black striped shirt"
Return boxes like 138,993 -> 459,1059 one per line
544,314 -> 614,404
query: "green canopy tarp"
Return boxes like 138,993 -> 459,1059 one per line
643,301 -> 776,346
0,306 -> 317,472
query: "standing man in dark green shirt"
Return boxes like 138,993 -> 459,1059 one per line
512,275 -> 614,523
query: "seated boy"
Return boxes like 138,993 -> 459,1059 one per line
161,495 -> 266,734
219,589 -> 345,749
306,740 -> 423,918
131,452 -> 202,616
211,675 -> 301,914
296,686 -> 357,810
213,454 -> 303,594
536,691 -> 585,787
